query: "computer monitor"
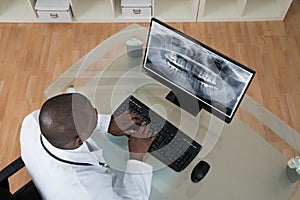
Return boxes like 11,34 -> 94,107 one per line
142,18 -> 255,123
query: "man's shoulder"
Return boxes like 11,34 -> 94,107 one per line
24,109 -> 40,120
23,110 -> 40,124
20,109 -> 41,140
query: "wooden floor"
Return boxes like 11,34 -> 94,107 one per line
1,0 -> 299,195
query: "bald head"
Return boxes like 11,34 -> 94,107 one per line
39,93 -> 98,149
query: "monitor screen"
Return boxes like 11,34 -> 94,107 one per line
142,18 -> 255,123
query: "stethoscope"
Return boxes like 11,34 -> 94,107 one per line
40,135 -> 109,168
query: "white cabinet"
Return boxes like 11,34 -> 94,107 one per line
197,0 -> 294,21
0,0 -> 37,22
152,0 -> 199,22
69,0 -> 115,22
69,0 -> 198,22
0,0 -> 294,22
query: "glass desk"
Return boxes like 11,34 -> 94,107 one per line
45,24 -> 300,200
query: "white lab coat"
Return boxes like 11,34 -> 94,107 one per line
20,110 -> 153,200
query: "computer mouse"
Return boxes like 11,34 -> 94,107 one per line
191,160 -> 210,183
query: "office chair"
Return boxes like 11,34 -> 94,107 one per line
0,157 -> 42,200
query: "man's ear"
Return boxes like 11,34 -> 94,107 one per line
75,136 -> 83,147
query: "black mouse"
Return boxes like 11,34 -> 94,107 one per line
191,160 -> 210,183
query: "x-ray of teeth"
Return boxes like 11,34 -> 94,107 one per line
144,21 -> 254,117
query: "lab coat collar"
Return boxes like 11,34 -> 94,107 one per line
40,134 -> 106,167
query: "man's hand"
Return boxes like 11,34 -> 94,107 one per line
108,111 -> 142,136
128,124 -> 156,161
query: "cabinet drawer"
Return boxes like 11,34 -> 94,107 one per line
35,0 -> 72,22
122,7 -> 152,18
36,10 -> 72,22
121,0 -> 152,7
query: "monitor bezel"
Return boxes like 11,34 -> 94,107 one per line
142,18 -> 256,123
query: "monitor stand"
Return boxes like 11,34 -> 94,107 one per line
165,91 -> 202,117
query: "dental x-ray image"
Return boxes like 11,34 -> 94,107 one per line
143,19 -> 255,119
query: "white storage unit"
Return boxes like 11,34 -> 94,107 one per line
152,0 -> 199,22
35,0 -> 73,22
121,0 -> 152,19
0,0 -> 294,22
197,0 -> 294,21
0,0 -> 37,22
69,0 -> 115,22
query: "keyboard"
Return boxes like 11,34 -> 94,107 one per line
112,95 -> 202,172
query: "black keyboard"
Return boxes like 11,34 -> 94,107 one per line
112,95 -> 202,172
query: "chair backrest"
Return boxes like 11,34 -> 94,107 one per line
12,180 -> 42,200
0,157 -> 42,200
